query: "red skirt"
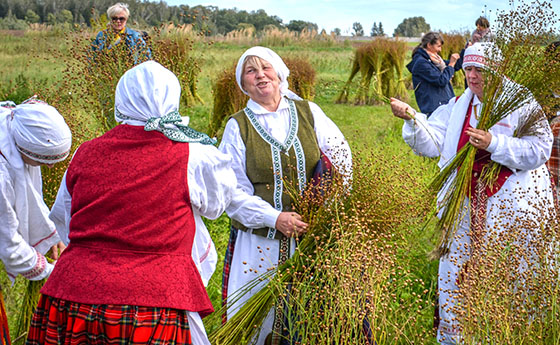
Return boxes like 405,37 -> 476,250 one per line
26,295 -> 192,345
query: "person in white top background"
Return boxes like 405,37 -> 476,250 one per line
0,99 -> 70,281
219,46 -> 352,344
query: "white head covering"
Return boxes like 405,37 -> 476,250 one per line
11,102 -> 72,165
235,46 -> 302,100
115,60 -> 181,125
463,42 -> 502,70
115,61 -> 215,144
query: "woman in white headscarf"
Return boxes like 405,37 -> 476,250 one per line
220,46 -> 352,344
0,98 -> 71,344
27,61 -> 236,345
390,43 -> 553,345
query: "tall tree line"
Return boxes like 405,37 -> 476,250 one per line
0,0 -> 320,35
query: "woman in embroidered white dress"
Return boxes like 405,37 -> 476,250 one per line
219,46 -> 352,344
390,43 -> 553,344
0,99 -> 70,281
0,98 -> 71,343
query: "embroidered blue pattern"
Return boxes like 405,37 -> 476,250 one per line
292,137 -> 307,192
243,99 -> 298,153
0,101 -> 15,109
268,145 -> 284,239
244,99 -> 308,239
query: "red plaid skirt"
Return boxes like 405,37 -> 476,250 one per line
26,295 -> 192,345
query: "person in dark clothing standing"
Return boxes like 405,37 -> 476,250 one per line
407,32 -> 461,116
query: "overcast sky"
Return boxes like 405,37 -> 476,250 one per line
164,0 -> 560,35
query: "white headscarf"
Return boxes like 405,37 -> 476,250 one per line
11,103 -> 72,165
0,100 -> 70,256
115,60 -> 181,125
235,46 -> 302,101
115,61 -> 215,144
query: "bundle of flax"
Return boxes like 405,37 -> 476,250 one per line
209,147 -> 434,344
209,170 -> 345,344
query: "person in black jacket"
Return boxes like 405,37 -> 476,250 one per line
407,32 -> 461,116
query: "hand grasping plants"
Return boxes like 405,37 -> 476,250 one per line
466,127 -> 491,150
390,97 -> 416,120
275,212 -> 308,237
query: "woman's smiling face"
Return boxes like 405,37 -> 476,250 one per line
111,10 -> 128,32
241,56 -> 281,105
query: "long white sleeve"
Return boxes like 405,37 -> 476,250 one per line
402,93 -> 552,173
402,102 -> 452,159
486,102 -> 552,171
50,172 -> 71,246
0,161 -> 53,281
187,143 -> 237,286
219,119 -> 281,229
187,143 -> 237,220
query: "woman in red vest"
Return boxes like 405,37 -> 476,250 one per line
391,43 -> 553,344
26,61 -> 236,345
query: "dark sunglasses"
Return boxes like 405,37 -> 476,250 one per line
111,17 -> 127,22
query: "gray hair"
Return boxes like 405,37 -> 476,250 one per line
107,3 -> 130,19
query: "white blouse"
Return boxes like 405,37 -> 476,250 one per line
0,157 -> 58,281
219,97 -> 352,230
402,90 -> 552,171
49,142 -> 236,286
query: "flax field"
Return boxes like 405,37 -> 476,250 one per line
0,19 -> 559,345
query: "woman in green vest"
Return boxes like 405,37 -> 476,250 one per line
219,46 -> 352,344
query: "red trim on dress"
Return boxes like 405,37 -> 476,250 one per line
31,229 -> 57,248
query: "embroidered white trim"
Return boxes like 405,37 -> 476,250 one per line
22,251 -> 47,280
243,99 -> 310,239
268,145 -> 283,239
243,99 -> 299,153
292,137 -> 307,192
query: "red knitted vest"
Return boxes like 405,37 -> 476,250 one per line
41,125 -> 213,316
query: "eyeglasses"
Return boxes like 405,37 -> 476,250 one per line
111,17 -> 127,22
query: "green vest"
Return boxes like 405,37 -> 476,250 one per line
231,99 -> 320,239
